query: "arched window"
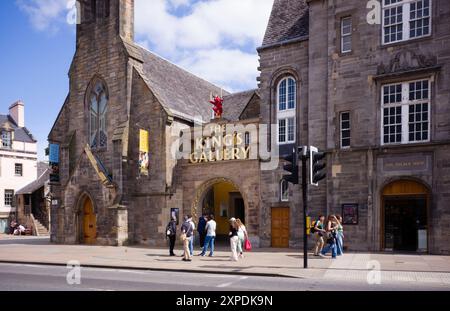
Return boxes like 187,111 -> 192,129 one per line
280,179 -> 289,202
277,76 -> 297,144
88,81 -> 108,149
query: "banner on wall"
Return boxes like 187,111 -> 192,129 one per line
139,129 -> 149,176
49,144 -> 60,183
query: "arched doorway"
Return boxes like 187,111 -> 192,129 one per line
193,178 -> 246,242
382,180 -> 429,252
82,197 -> 97,245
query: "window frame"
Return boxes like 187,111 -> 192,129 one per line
382,0 -> 432,45
280,179 -> 289,202
15,163 -> 23,177
341,16 -> 352,53
380,78 -> 431,146
4,189 -> 14,207
1,131 -> 12,149
88,80 -> 108,150
277,76 -> 297,145
340,112 -> 351,149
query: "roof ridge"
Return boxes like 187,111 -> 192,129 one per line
134,42 -> 230,94
224,89 -> 258,97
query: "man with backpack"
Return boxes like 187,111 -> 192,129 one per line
312,215 -> 326,256
181,215 -> 194,262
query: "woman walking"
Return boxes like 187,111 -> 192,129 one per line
236,219 -> 248,258
335,215 -> 344,256
229,218 -> 239,261
320,215 -> 338,259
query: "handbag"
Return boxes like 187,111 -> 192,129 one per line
180,233 -> 187,241
244,239 -> 252,251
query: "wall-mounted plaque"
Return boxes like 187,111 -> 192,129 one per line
342,204 -> 358,225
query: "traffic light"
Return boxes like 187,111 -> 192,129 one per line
310,146 -> 327,186
282,148 -> 299,185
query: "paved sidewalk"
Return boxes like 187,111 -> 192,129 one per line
0,236 -> 449,286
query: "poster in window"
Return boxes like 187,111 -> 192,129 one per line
139,129 -> 149,176
342,204 -> 358,225
171,208 -> 180,225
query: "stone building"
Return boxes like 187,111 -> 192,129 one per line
49,0 -> 450,254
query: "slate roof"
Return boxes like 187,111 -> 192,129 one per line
0,114 -> 36,143
222,89 -> 259,121
262,0 -> 309,47
16,166 -> 50,195
124,41 -> 230,123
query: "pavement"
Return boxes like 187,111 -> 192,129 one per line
0,235 -> 449,287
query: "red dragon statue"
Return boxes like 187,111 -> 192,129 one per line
210,95 -> 224,119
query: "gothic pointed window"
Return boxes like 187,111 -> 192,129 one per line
89,81 -> 108,149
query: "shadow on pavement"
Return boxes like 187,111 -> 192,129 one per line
0,237 -> 50,245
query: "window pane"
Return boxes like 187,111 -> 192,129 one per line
287,118 -> 295,142
288,78 -> 296,109
383,103 -> 402,143
410,0 -> 431,38
279,80 -> 287,111
383,84 -> 402,104
408,102 -> 429,142
278,119 -> 286,143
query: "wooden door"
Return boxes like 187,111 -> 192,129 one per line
271,207 -> 290,248
83,199 -> 97,245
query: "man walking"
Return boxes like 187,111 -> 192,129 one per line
181,215 -> 194,262
199,214 -> 217,257
198,213 -> 207,249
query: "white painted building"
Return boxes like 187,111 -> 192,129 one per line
0,101 -> 37,233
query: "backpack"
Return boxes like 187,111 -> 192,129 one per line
310,220 -> 317,234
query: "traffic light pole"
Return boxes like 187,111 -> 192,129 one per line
301,148 -> 308,269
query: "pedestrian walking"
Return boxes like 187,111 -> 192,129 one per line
188,217 -> 196,256
335,215 -> 344,256
181,215 -> 194,262
236,219 -> 248,258
197,213 -> 208,249
166,216 -> 177,256
320,215 -> 338,259
313,215 -> 326,256
229,218 -> 239,261
200,214 -> 216,257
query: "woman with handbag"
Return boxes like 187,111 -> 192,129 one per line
236,219 -> 248,258
319,215 -> 338,259
229,218 -> 239,261
166,216 -> 177,256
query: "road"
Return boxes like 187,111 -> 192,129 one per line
0,263 -> 448,291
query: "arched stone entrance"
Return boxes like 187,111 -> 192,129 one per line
381,179 -> 430,252
77,194 -> 97,245
192,178 -> 247,241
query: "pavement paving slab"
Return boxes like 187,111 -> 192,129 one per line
0,236 -> 449,286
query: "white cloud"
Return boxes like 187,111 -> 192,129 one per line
17,0 -> 274,92
135,0 -> 273,91
16,0 -> 68,32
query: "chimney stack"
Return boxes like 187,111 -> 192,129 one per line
9,101 -> 25,128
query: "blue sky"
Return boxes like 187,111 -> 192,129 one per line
0,0 -> 272,161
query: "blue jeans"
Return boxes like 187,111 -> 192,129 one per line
201,235 -> 215,256
336,232 -> 344,256
321,240 -> 337,258
189,234 -> 194,256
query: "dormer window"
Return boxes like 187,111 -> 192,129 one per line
2,131 -> 12,149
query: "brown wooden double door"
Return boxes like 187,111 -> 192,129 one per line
271,207 -> 290,248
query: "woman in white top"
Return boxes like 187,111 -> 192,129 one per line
235,219 -> 248,258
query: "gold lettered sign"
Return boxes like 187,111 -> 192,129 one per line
139,129 -> 149,175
